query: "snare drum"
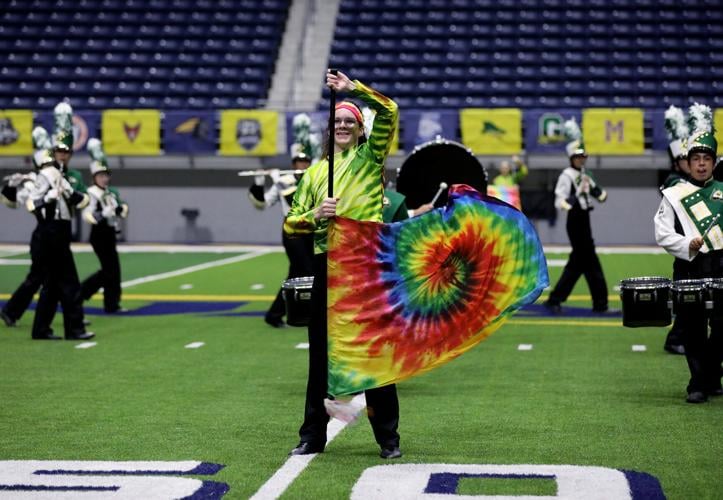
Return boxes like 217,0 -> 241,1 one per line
282,276 -> 314,327
619,276 -> 672,327
671,279 -> 710,320
705,278 -> 723,321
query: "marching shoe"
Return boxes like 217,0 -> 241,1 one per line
32,333 -> 62,340
289,442 -> 324,456
0,310 -> 16,327
663,343 -> 685,355
380,446 -> 402,459
65,332 -> 96,341
82,318 -> 92,326
542,301 -> 562,315
708,387 -> 723,397
265,315 -> 286,328
686,391 -> 708,404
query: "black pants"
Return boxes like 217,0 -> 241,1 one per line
680,252 -> 723,394
80,224 -> 122,312
298,253 -> 400,449
2,225 -> 43,322
31,220 -> 86,338
267,231 -> 314,322
547,206 -> 609,311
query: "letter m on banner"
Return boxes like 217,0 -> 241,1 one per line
582,108 -> 644,155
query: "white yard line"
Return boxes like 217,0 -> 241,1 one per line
121,250 -> 271,289
0,258 -> 31,265
184,342 -> 205,349
518,344 -> 534,351
250,394 -> 366,500
74,342 -> 97,349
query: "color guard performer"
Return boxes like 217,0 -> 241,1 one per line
654,103 -> 723,403
248,153 -> 314,327
80,139 -> 129,314
284,70 -> 402,459
543,119 -> 610,314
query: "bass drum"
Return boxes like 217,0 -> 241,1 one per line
396,136 -> 488,210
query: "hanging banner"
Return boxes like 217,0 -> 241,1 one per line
219,110 -> 278,156
460,108 -> 522,154
36,110 -> 101,152
715,109 -> 723,150
582,108 -> 644,155
402,110 -> 458,150
648,110 -> 669,152
0,110 -> 33,155
163,111 -> 217,154
101,109 -> 161,155
523,109 -> 581,153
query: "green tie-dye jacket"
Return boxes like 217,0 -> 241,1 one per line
283,80 -> 398,254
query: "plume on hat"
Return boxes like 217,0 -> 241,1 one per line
688,102 -> 714,137
664,105 -> 689,141
291,112 -> 321,162
563,118 -> 582,141
53,101 -> 73,134
87,138 -> 109,175
31,126 -> 52,150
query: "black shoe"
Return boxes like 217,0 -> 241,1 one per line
707,387 -> 723,397
380,446 -> 402,459
82,318 -> 92,327
289,442 -> 324,456
0,310 -> 17,327
542,301 -> 562,315
592,307 -> 620,315
65,332 -> 96,341
265,316 -> 286,328
686,391 -> 708,404
664,343 -> 685,355
32,333 -> 62,340
105,307 -> 128,314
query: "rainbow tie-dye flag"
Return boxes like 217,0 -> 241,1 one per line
326,184 -> 548,396
487,184 -> 522,210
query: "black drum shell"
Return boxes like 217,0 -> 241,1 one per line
282,276 -> 314,327
396,137 -> 488,210
671,279 -> 709,320
619,277 -> 671,327
709,279 -> 723,321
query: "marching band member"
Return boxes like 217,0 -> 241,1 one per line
80,139 -> 129,314
660,106 -> 691,355
492,155 -> 528,187
543,118 -> 610,314
248,152 -> 314,327
654,103 -> 723,403
284,70 -> 402,459
25,149 -> 93,340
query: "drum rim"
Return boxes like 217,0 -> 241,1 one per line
671,278 -> 710,291
620,276 -> 670,287
409,136 -> 474,156
282,276 -> 314,289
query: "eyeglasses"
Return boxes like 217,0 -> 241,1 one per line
334,118 -> 358,127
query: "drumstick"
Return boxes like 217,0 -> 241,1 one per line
430,182 -> 448,205
702,213 -> 720,239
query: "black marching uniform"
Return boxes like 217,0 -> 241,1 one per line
249,170 -> 314,327
545,165 -> 609,312
80,184 -> 128,312
1,172 -> 43,327
26,152 -> 93,340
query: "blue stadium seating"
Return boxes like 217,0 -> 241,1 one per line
0,0 -> 289,109
327,0 -> 721,109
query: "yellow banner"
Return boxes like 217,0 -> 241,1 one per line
0,110 -> 33,155
102,110 -> 161,155
220,110 -> 278,156
714,109 -> 723,148
582,108 -> 644,155
460,108 -> 522,154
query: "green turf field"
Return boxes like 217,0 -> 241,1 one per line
0,245 -> 720,499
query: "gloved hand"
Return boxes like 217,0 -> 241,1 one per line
254,175 -> 265,185
7,173 -> 24,187
102,204 -> 115,218
597,189 -> 608,202
560,199 -> 573,211
269,169 -> 281,183
43,188 -> 59,203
